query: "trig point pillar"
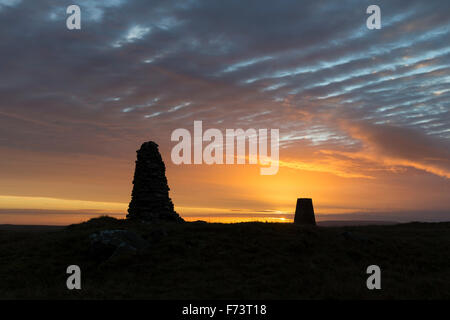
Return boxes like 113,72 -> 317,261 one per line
294,198 -> 316,226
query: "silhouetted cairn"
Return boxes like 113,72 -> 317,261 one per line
294,198 -> 316,226
127,141 -> 184,222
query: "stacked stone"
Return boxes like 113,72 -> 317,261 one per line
127,141 -> 184,222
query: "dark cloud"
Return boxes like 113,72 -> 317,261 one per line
0,0 -> 449,184
346,121 -> 450,178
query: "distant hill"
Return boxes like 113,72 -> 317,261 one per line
0,224 -> 64,232
318,220 -> 399,227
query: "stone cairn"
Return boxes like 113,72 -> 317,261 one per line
294,198 -> 316,226
127,141 -> 184,222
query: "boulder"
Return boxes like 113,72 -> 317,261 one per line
89,229 -> 148,260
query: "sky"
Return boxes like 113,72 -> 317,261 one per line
0,0 -> 449,225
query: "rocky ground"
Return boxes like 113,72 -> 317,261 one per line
0,216 -> 448,299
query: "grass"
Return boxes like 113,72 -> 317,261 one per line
0,216 -> 449,299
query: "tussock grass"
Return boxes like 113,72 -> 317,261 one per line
0,217 -> 448,299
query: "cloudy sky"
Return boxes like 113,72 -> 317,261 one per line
0,0 -> 449,224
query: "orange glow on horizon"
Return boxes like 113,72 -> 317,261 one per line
1,142 -> 449,225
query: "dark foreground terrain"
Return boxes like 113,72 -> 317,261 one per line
0,217 -> 448,299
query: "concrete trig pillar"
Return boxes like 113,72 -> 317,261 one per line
294,198 -> 316,226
